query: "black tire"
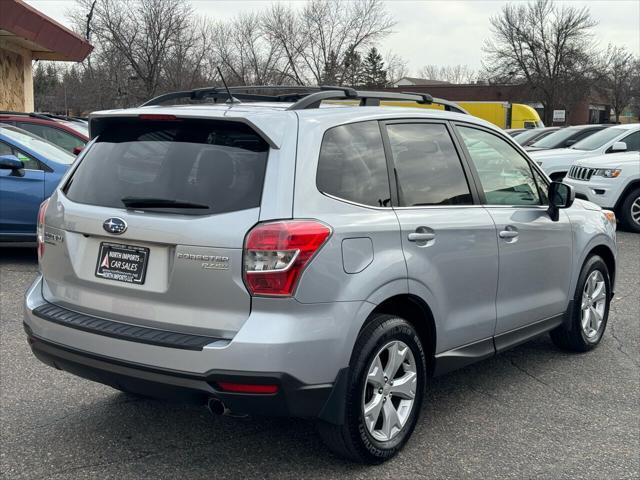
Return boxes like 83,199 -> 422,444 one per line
317,314 -> 426,464
550,255 -> 611,352
618,187 -> 640,233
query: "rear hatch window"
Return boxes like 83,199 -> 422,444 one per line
64,118 -> 269,215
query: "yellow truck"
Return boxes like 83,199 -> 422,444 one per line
381,100 -> 544,129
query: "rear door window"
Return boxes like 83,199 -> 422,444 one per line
386,123 -> 472,206
316,121 -> 391,207
64,119 -> 269,215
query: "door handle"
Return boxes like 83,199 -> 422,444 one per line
499,227 -> 519,239
408,232 -> 436,242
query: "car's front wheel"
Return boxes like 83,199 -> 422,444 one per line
618,187 -> 640,233
550,255 -> 611,351
317,314 -> 426,464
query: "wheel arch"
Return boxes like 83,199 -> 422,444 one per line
586,244 -> 616,294
613,179 -> 640,211
367,294 -> 437,377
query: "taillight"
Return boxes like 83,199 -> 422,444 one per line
243,220 -> 331,297
36,198 -> 49,260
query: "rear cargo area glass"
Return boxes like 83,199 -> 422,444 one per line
64,119 -> 269,215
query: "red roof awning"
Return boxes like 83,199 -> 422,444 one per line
0,0 -> 93,61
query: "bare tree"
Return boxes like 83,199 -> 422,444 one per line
71,0 -> 196,100
263,0 -> 395,85
417,64 -> 476,83
262,4 -> 309,85
162,17 -> 212,91
483,0 -> 597,124
210,12 -> 291,86
385,51 -> 408,85
600,45 -> 637,122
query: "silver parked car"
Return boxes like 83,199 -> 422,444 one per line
24,87 -> 617,464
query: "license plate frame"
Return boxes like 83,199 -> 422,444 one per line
95,242 -> 149,285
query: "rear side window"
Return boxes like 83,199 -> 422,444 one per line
316,121 -> 391,207
16,122 -> 86,152
386,123 -> 472,206
64,119 -> 269,215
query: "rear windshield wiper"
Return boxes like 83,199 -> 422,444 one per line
121,197 -> 210,209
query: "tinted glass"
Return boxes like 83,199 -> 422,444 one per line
530,127 -> 582,149
514,128 -> 556,146
16,122 -> 85,152
65,119 -> 269,215
620,131 -> 640,151
571,127 -> 626,150
387,123 -> 472,206
0,126 -> 74,164
316,121 -> 390,207
458,126 -> 541,206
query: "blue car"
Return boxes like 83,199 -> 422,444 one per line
0,125 -> 76,241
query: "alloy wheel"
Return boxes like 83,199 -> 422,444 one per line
362,340 -> 417,442
581,270 -> 607,339
631,196 -> 640,226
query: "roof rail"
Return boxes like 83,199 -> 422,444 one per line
0,111 -> 60,121
287,89 -> 468,114
139,85 -> 468,114
140,86 -> 319,107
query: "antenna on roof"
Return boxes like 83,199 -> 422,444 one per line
217,67 -> 240,104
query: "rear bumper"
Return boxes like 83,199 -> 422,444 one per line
24,275 -> 368,421
25,325 -> 335,418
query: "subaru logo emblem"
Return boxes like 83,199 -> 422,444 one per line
103,217 -> 127,235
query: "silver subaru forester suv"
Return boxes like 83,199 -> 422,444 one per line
24,87 -> 617,463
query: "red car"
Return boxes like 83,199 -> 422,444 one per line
0,112 -> 89,154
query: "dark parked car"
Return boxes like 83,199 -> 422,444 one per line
525,124 -> 611,152
513,126 -> 560,147
0,112 -> 88,154
505,128 -> 528,137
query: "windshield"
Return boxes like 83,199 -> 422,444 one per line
64,119 -> 269,215
571,127 -> 626,151
529,127 -> 579,149
0,125 -> 76,164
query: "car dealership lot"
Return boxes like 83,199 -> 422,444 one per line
1,233 -> 638,480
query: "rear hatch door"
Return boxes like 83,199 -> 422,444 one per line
40,116 -> 271,338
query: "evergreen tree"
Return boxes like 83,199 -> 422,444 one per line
322,50 -> 340,85
342,48 -> 363,86
362,47 -> 387,88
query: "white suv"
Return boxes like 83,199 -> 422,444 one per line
530,124 -> 640,180
564,151 -> 640,232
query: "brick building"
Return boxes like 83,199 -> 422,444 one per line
0,0 -> 92,111
391,83 -> 612,125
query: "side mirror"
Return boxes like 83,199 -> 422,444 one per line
0,154 -> 24,173
548,181 -> 574,221
72,146 -> 83,155
609,141 -> 627,153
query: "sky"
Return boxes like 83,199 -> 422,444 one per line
26,0 -> 640,74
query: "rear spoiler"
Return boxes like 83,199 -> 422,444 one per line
88,112 -> 282,149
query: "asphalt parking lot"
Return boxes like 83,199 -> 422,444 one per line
1,232 -> 638,480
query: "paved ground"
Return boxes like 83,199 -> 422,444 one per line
1,233 -> 638,479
